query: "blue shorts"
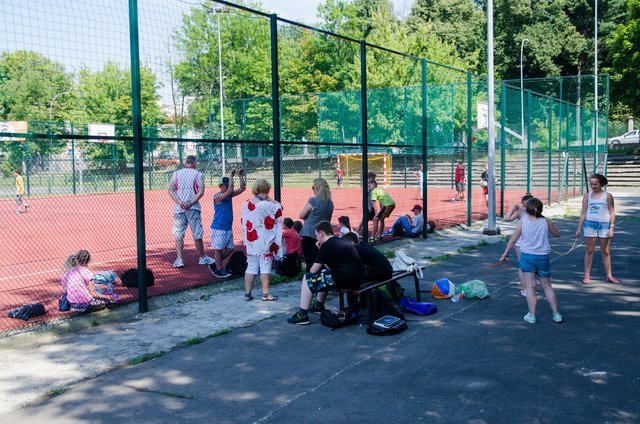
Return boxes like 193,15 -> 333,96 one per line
583,220 -> 611,239
519,253 -> 551,278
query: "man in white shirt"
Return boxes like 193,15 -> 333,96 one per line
168,155 -> 214,268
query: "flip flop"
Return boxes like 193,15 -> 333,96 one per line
261,293 -> 278,301
582,278 -> 590,285
244,293 -> 253,301
606,277 -> 620,284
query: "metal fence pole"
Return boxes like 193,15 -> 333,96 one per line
361,40 -> 369,243
270,14 -> 281,201
421,59 -> 428,238
24,140 -> 30,196
547,96 -> 552,204
466,71 -> 473,226
128,0 -> 148,312
526,90 -> 531,193
112,142 -> 117,192
500,81 -> 506,216
71,124 -> 76,195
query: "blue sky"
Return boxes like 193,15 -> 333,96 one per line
260,0 -> 414,23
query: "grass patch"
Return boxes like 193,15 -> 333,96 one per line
185,337 -> 203,346
500,235 -> 510,243
128,352 -> 164,366
199,294 -> 211,301
477,240 -> 490,247
47,388 -> 66,397
383,250 -> 396,259
457,245 -> 477,254
209,328 -> 231,338
426,254 -> 451,262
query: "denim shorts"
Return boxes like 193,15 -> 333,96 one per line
583,220 -> 611,239
519,253 -> 551,277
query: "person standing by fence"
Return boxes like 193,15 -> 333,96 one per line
168,155 -> 214,268
299,178 -> 334,272
575,174 -> 619,284
452,161 -> 465,202
210,168 -> 246,278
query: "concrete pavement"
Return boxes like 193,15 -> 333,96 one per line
0,190 -> 638,423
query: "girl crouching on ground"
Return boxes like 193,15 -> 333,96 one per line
501,198 -> 563,324
61,250 -> 118,312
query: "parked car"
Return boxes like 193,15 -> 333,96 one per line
609,130 -> 639,149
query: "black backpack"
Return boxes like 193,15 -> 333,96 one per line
320,308 -> 359,330
226,251 -> 248,276
121,268 -> 155,288
366,290 -> 408,336
275,252 -> 302,278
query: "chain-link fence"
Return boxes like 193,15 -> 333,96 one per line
0,0 -> 610,333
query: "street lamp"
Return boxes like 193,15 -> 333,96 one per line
48,91 -> 71,133
594,0 -> 599,171
215,7 -> 226,175
520,38 -> 528,150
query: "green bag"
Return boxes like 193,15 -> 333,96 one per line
455,280 -> 490,299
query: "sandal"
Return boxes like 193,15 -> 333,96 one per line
606,276 -> 620,284
261,293 -> 278,301
582,278 -> 590,285
244,293 -> 253,301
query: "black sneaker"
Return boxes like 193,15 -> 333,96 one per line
287,312 -> 310,325
308,300 -> 325,314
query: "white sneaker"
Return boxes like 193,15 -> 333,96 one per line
198,255 -> 214,265
172,258 -> 184,268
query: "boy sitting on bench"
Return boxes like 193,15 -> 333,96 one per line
287,221 -> 363,325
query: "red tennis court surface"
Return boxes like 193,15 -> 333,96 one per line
0,185 -> 559,332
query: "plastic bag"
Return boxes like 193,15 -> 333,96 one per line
455,279 -> 490,299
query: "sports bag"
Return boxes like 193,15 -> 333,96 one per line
320,308 -> 358,329
366,290 -> 407,336
226,251 -> 248,276
398,296 -> 437,316
121,268 -> 155,288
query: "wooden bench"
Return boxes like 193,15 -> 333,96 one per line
337,268 -> 424,312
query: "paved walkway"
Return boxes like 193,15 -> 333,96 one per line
0,190 -> 638,423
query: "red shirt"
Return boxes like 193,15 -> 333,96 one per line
282,228 -> 302,255
454,166 -> 465,183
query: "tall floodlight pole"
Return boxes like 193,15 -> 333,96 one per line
216,7 -> 226,175
520,38 -> 528,150
594,0 -> 599,172
483,0 -> 499,235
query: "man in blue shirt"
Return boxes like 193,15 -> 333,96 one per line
210,168 -> 246,278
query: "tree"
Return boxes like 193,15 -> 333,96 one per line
409,0 -> 486,70
607,0 -> 640,117
0,51 -> 74,174
76,62 -> 163,168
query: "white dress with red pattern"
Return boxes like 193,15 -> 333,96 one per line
241,197 -> 284,260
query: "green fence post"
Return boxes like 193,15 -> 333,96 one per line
466,71 -> 473,227
593,113 -> 598,174
361,40 -> 370,243
604,74 -> 610,175
71,125 -> 76,195
178,128 -> 183,166
526,90 -> 532,193
112,142 -> 117,192
421,59 -> 428,238
24,139 -> 31,197
500,81 -> 506,216
547,96 -> 552,204
128,0 -> 148,312
270,14 -> 281,201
